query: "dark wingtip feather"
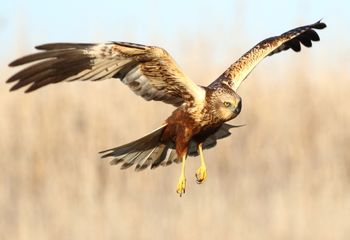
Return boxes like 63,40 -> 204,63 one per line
36,43 -> 95,50
9,84 -> 23,92
8,58 -> 30,67
24,87 -> 37,93
9,85 -> 20,92
299,35 -> 313,47
305,29 -> 320,41
24,82 -> 48,93
8,51 -> 64,66
35,43 -> 67,50
6,76 -> 16,83
313,20 -> 327,29
8,60 -> 19,67
289,40 -> 301,52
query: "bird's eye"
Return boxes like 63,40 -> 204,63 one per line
224,102 -> 232,107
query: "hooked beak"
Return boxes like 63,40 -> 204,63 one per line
235,100 -> 242,114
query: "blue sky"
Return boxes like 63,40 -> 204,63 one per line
1,0 -> 349,65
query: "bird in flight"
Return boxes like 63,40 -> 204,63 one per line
7,20 -> 326,196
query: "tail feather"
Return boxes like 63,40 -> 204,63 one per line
152,148 -> 178,169
100,124 -> 178,171
100,125 -> 166,158
135,144 -> 168,171
120,151 -> 143,170
132,149 -> 154,170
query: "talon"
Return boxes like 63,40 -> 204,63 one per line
195,166 -> 207,184
176,174 -> 186,197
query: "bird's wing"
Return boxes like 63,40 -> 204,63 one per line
7,42 -> 206,106
187,123 -> 244,156
209,20 -> 326,91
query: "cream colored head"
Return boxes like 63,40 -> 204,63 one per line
211,88 -> 242,121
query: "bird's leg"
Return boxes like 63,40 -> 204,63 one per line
195,143 -> 207,184
176,154 -> 187,197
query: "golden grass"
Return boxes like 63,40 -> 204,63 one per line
1,43 -> 350,240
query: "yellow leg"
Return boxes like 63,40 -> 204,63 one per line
176,155 -> 187,197
195,143 -> 207,184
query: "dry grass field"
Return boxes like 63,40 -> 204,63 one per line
1,38 -> 349,240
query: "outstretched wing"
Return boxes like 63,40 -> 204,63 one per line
7,42 -> 205,106
209,20 -> 326,91
187,123 -> 244,156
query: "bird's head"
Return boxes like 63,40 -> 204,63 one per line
210,87 -> 242,121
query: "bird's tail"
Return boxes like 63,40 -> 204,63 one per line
100,124 -> 179,171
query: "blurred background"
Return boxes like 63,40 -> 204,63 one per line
1,0 -> 350,239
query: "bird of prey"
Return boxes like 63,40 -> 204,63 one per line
7,20 -> 326,196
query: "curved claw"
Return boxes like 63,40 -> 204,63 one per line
176,174 -> 186,197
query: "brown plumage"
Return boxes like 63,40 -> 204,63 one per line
7,20 -> 326,196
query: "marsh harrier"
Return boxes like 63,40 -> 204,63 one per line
7,20 -> 326,196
